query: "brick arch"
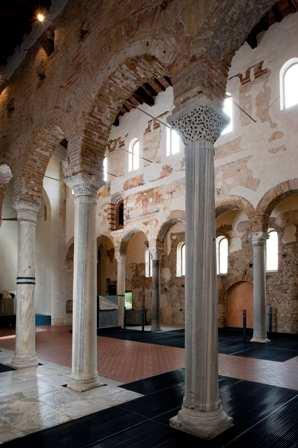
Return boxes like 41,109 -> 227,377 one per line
256,179 -> 298,231
69,0 -> 277,175
77,54 -> 169,176
197,0 -> 276,62
14,125 -> 65,204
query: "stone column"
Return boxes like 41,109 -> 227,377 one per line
0,164 -> 12,225
168,98 -> 233,439
11,200 -> 40,368
51,164 -> 67,325
150,245 -> 161,332
66,175 -> 101,391
251,232 -> 269,343
115,248 -> 126,328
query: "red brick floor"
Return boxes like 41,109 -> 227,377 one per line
0,326 -> 184,383
0,326 -> 297,389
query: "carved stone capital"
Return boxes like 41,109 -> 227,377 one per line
252,231 -> 267,247
168,97 -> 228,145
65,173 -> 103,198
14,199 -> 40,223
0,164 -> 12,185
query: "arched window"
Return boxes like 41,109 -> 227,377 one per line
266,229 -> 278,272
117,200 -> 124,228
103,157 -> 108,182
221,94 -> 233,135
145,248 -> 153,278
280,59 -> 298,110
176,242 -> 186,277
166,127 -> 181,156
128,139 -> 140,172
216,236 -> 228,275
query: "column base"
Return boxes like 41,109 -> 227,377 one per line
10,354 -> 39,369
250,336 -> 270,343
67,376 -> 104,392
170,405 -> 233,440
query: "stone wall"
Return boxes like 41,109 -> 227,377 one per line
88,13 -> 298,333
1,3 -> 298,332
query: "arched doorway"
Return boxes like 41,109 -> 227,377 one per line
257,188 -> 298,333
226,281 -> 253,328
119,230 -> 149,326
97,235 -> 117,296
157,215 -> 185,327
215,198 -> 254,329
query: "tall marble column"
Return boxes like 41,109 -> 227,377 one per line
51,164 -> 67,325
11,200 -> 40,368
67,175 -> 101,391
168,98 -> 233,439
115,248 -> 126,328
251,232 -> 269,343
150,245 -> 161,332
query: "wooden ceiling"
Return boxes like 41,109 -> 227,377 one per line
246,0 -> 298,48
0,0 -> 52,66
113,76 -> 172,126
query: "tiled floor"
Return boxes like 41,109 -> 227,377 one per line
0,326 -> 297,446
0,326 -> 297,389
2,369 -> 298,448
0,349 -> 141,445
0,326 -> 185,383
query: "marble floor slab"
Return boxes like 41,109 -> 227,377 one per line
0,349 -> 142,445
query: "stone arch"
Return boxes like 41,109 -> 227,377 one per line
215,196 -> 255,240
119,226 -> 148,255
256,179 -> 298,231
216,196 -> 255,221
155,210 -> 185,244
77,54 -> 170,175
97,233 -> 115,247
14,125 -> 65,204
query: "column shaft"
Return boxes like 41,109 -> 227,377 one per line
12,201 -> 39,368
251,232 -> 269,343
68,181 -> 100,391
151,258 -> 161,331
168,100 -> 233,439
116,252 -> 126,328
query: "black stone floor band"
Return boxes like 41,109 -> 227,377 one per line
2,370 -> 297,448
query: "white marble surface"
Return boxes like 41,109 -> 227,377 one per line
168,101 -> 233,439
0,349 -> 142,445
251,232 -> 270,343
69,177 -> 99,391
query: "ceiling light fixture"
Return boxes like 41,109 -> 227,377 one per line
36,11 -> 46,23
